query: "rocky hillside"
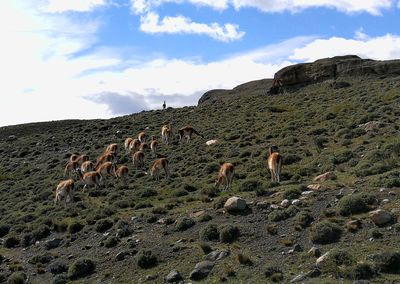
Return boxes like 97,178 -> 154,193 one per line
0,56 -> 400,284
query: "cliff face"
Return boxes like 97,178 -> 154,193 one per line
273,55 -> 400,88
198,55 -> 400,104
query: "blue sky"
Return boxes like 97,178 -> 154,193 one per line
1,0 -> 400,126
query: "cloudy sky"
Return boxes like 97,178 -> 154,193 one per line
1,0 -> 400,127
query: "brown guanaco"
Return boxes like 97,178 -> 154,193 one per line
267,147 -> 282,183
150,158 -> 170,181
215,163 -> 235,191
54,179 -> 74,207
178,126 -> 204,143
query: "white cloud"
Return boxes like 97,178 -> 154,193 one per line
130,0 -> 395,15
230,0 -> 394,15
290,33 -> 400,62
139,12 -> 244,41
41,0 -> 109,13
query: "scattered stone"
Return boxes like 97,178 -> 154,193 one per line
280,199 -> 290,208
302,190 -> 314,195
369,209 -> 393,226
305,268 -> 321,278
292,199 -> 301,206
308,247 -> 321,258
190,210 -> 206,218
115,251 -> 130,261
256,201 -> 270,210
358,121 -> 381,132
293,244 -> 302,252
313,172 -> 336,182
47,260 -> 68,275
346,219 -> 362,232
44,238 -> 62,250
205,249 -> 230,262
307,184 -> 322,191
166,270 -> 183,283
382,199 -> 390,204
270,204 -> 281,209
224,197 -> 247,212
189,261 -> 214,281
379,188 -> 387,192
205,139 -> 218,146
316,251 -> 330,267
145,274 -> 157,281
290,274 -> 306,283
7,135 -> 17,141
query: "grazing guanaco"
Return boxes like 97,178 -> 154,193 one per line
128,139 -> 141,154
161,124 -> 172,145
124,137 -> 134,153
114,165 -> 129,186
267,147 -> 282,183
138,132 -> 146,143
64,160 -> 79,177
76,154 -> 89,164
76,168 -> 102,191
70,154 -> 79,163
95,152 -> 116,169
81,161 -> 94,174
215,163 -> 235,191
150,136 -> 158,157
106,143 -> 118,154
132,151 -> 145,171
139,142 -> 148,152
54,179 -> 74,207
97,162 -> 115,180
150,158 -> 170,181
178,126 -> 204,143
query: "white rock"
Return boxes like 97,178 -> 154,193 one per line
292,199 -> 301,206
224,196 -> 247,212
316,251 -> 330,268
280,199 -> 290,208
206,139 -> 218,146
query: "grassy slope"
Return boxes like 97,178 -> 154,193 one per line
0,76 -> 399,283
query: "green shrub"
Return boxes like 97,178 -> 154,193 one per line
310,221 -> 343,244
198,214 -> 212,222
333,150 -> 353,164
104,236 -> 119,248
199,224 -> 219,241
137,188 -> 157,198
68,221 -> 84,234
219,225 -> 240,243
95,219 -> 113,233
4,235 -> 20,248
283,187 -> 302,199
29,253 -> 52,264
175,217 -> 195,231
32,225 -> 50,241
68,258 -> 95,279
337,193 -> 376,216
136,250 -> 158,269
343,262 -> 376,280
239,179 -> 262,192
295,211 -> 314,228
0,224 -> 10,237
173,189 -> 189,197
7,272 -> 27,284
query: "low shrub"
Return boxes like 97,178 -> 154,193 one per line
175,217 -> 195,231
219,225 -> 240,243
95,219 -> 113,233
310,221 -> 343,244
136,250 -> 158,269
337,194 -> 376,216
68,258 -> 95,279
199,224 -> 219,241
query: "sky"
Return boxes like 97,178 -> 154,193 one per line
1,0 -> 400,127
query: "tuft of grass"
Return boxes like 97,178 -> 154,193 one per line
337,193 -> 376,216
310,221 -> 343,244
68,258 -> 96,280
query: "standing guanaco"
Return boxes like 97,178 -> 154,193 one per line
132,151 -> 145,171
54,179 -> 74,207
128,139 -> 141,154
161,124 -> 172,145
267,147 -> 282,183
178,126 -> 203,143
150,136 -> 158,157
124,137 -> 134,154
215,163 -> 235,191
138,132 -> 146,143
76,168 -> 102,191
150,158 -> 170,181
114,165 -> 129,186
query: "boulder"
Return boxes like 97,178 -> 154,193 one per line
189,261 -> 214,280
369,209 -> 393,225
313,172 -> 336,182
166,270 -> 183,283
224,197 -> 247,212
308,247 -> 321,258
316,251 -> 330,268
205,249 -> 230,262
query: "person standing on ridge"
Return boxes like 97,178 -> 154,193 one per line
163,101 -> 166,110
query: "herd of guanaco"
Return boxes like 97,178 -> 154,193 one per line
54,123 -> 282,206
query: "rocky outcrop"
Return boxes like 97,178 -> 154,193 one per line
270,55 -> 400,93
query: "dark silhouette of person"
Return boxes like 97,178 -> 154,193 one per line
163,101 -> 166,110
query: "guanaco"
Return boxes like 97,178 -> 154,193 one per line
161,124 -> 172,145
54,179 -> 74,207
178,126 -> 203,143
64,160 -> 79,177
97,161 -> 115,180
76,168 -> 102,191
106,143 -> 118,154
150,158 -> 170,181
128,139 -> 141,154
132,151 -> 145,171
114,165 -> 129,186
124,137 -> 134,153
267,147 -> 282,183
70,154 -> 89,164
138,132 -> 146,143
139,142 -> 148,152
81,161 -> 94,174
95,152 -> 116,169
70,154 -> 79,163
150,136 -> 158,157
215,163 -> 235,191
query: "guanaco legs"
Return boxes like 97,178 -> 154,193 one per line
161,124 -> 172,145
132,151 -> 145,171
150,158 -> 170,181
54,179 -> 74,207
178,126 -> 204,143
215,163 -> 235,191
150,136 -> 158,157
114,165 -> 129,186
268,147 -> 282,183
